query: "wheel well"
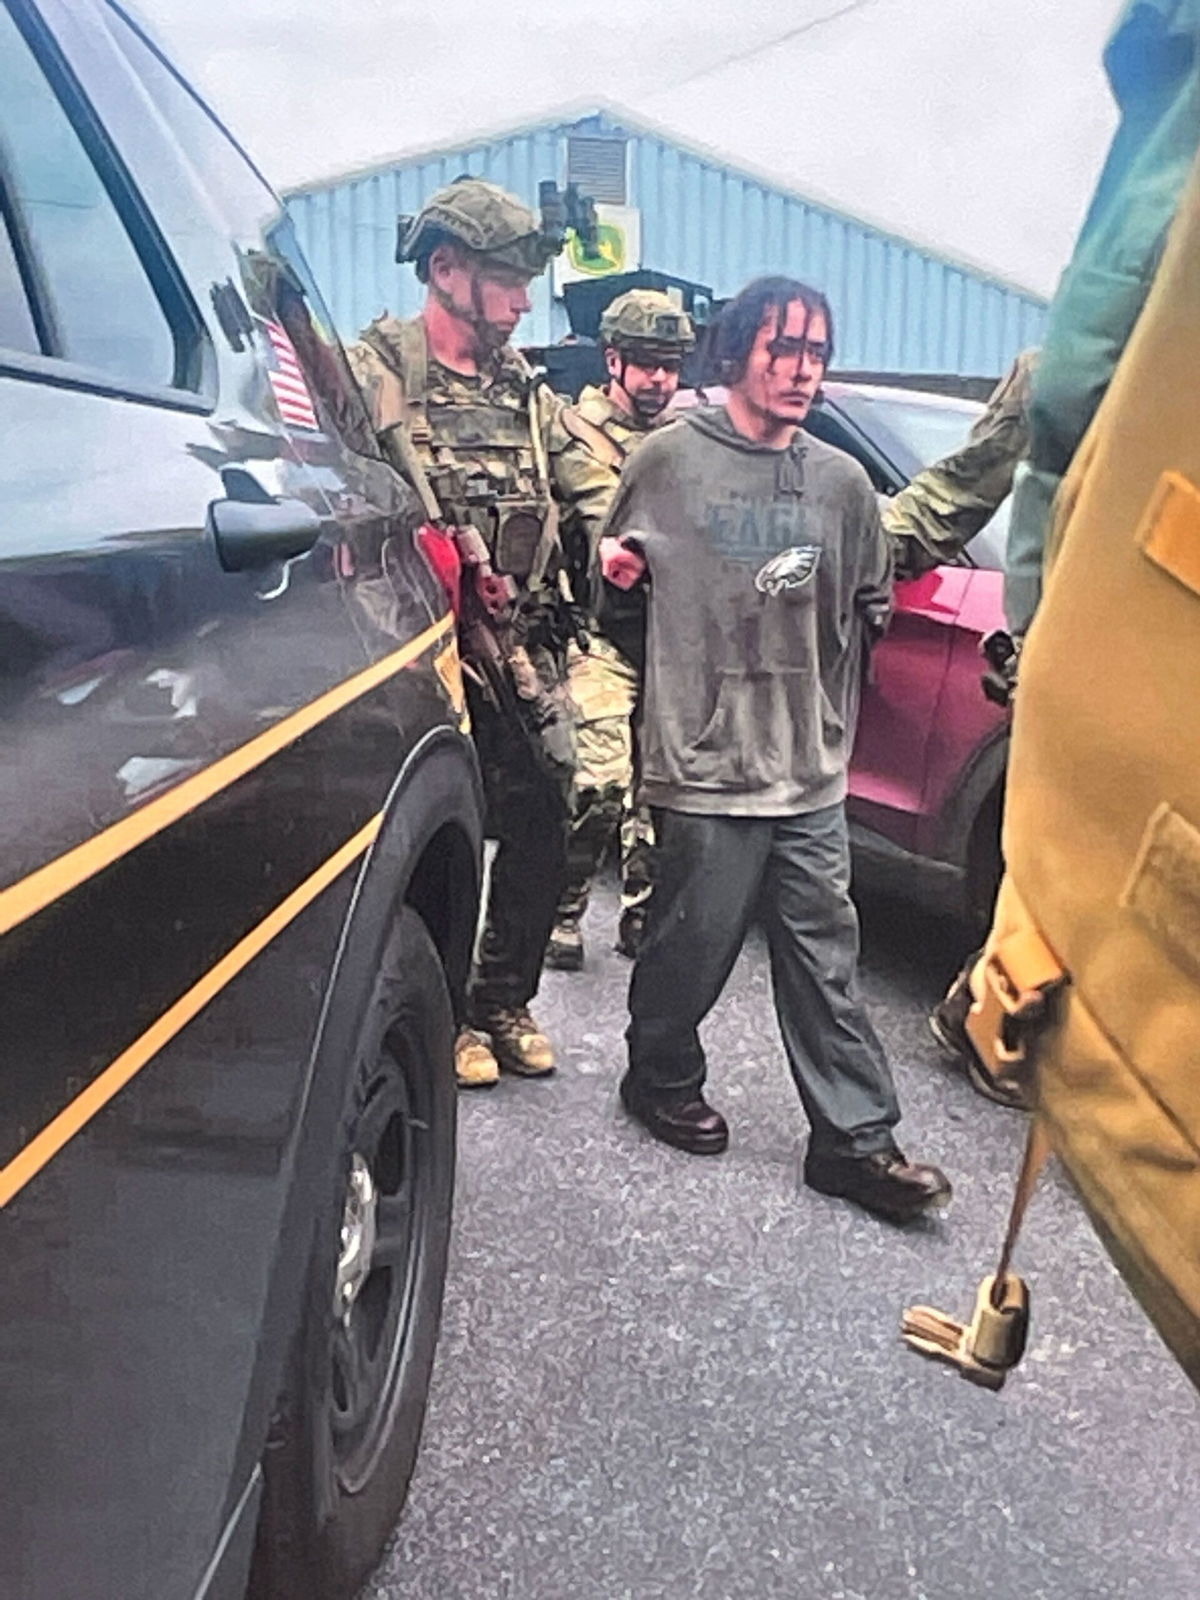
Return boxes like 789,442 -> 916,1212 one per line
404,821 -> 479,1017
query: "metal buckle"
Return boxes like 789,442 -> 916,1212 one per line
903,1272 -> 1031,1391
966,926 -> 1067,1078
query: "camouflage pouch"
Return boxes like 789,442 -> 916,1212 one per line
493,500 -> 546,580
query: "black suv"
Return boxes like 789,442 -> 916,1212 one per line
0,3 -> 482,1596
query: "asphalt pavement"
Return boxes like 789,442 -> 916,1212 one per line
364,880 -> 1199,1600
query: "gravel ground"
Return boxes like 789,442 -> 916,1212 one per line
364,881 -> 1199,1600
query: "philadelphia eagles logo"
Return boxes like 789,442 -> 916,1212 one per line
754,545 -> 822,595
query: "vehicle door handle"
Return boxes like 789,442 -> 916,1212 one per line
207,497 -> 321,573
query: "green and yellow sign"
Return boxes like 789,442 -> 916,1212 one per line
555,205 -> 642,289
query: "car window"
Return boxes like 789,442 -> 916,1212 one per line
867,395 -> 981,464
966,500 -> 1009,572
0,210 -> 39,355
804,400 -> 898,494
266,214 -> 383,459
0,0 -> 177,387
832,390 -> 983,480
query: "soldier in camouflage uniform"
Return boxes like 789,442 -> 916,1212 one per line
348,178 -> 617,1088
544,290 -> 697,972
881,349 -> 1039,571
880,347 -> 1040,1106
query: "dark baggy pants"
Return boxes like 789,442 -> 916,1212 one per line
466,646 -> 574,1015
626,803 -> 900,1156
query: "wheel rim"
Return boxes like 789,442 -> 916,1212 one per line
327,1028 -> 426,1493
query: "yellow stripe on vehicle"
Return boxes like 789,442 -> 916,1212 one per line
0,616 -> 450,940
0,813 -> 383,1208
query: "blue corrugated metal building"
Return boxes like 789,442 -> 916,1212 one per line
284,104 -> 1046,378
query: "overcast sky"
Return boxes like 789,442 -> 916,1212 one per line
138,0 -> 1123,298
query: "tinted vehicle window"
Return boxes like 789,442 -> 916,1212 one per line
804,401 -> 897,493
0,211 -> 39,355
0,2 -> 175,386
834,389 -> 982,479
268,213 -> 383,459
833,389 -> 1010,572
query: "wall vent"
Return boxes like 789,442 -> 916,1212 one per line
566,135 -> 627,204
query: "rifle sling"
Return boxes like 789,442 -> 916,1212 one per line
560,403 -> 627,470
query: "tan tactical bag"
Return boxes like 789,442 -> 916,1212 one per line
907,150 -> 1200,1392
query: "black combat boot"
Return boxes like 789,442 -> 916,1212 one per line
545,917 -> 584,972
618,1075 -> 729,1155
804,1145 -> 952,1222
930,957 -> 1028,1109
928,958 -> 975,1056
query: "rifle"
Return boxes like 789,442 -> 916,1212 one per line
381,417 -> 514,693
381,413 -> 578,802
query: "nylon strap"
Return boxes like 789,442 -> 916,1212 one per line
362,317 -> 430,440
387,416 -> 445,528
991,1115 -> 1054,1306
525,376 -> 563,594
560,402 -> 627,469
360,322 -> 444,524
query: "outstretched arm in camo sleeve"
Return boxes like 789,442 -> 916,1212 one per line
881,350 -> 1037,576
536,384 -> 621,607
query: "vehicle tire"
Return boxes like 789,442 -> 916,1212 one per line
965,783 -> 1005,935
247,906 -> 456,1600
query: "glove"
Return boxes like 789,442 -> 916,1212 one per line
980,629 -> 1019,708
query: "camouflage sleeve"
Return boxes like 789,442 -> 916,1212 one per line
537,385 -> 621,563
881,350 -> 1037,571
535,385 -> 621,611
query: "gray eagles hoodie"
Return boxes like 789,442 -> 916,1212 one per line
601,405 -> 891,816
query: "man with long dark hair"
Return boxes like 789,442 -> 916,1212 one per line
598,276 -> 951,1222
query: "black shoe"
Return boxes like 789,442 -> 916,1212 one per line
615,907 -> 645,960
619,1075 -> 729,1155
929,962 -> 973,1056
804,1145 -> 952,1222
545,920 -> 584,972
929,961 -> 1027,1110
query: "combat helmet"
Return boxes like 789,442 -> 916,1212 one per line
599,289 -> 696,360
396,177 -> 565,281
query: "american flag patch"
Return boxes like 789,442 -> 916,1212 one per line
264,320 -> 320,432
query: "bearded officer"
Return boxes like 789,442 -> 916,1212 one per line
545,289 -> 696,972
348,177 -> 616,1088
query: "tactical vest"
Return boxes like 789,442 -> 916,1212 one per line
360,316 -> 556,585
574,385 -> 653,463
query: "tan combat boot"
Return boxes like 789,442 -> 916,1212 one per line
455,1027 -> 500,1089
475,1006 -> 556,1077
